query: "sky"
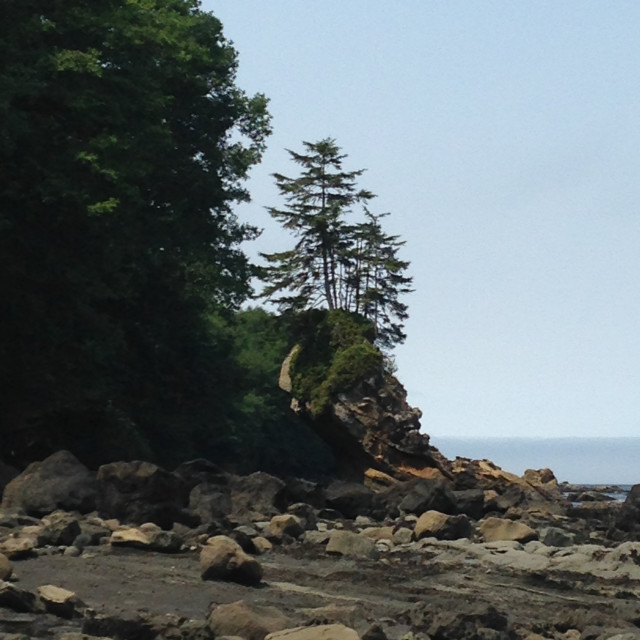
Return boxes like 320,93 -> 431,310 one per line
204,2 -> 640,460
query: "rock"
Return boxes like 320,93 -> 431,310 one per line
37,584 -> 85,619
280,343 -> 449,482
229,472 -> 287,521
265,625 -> 360,640
541,526 -> 575,548
414,511 -> 473,541
266,514 -> 304,541
189,482 -> 232,524
326,530 -> 377,558
396,478 -> 458,515
361,526 -> 394,541
287,503 -> 318,530
479,517 -> 538,543
83,613 -> 155,639
0,535 -> 36,559
40,511 -> 81,546
207,600 -> 292,640
325,481 -> 382,520
301,605 -> 359,628
0,552 -> 12,580
0,581 -> 39,613
453,489 -> 486,519
2,451 -> 97,516
200,535 -> 263,586
392,527 -> 413,545
252,536 -> 273,554
303,530 -> 331,545
362,624 -> 388,640
173,458 -> 228,490
410,601 -> 511,640
110,526 -> 182,553
96,460 -> 189,529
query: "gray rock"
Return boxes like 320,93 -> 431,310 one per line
2,451 -> 96,517
208,600 -> 291,640
200,536 -> 263,586
326,530 -> 377,558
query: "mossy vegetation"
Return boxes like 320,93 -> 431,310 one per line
290,309 -> 383,416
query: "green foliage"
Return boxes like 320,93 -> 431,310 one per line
0,0 -> 271,466
290,309 -> 383,416
260,139 -> 413,349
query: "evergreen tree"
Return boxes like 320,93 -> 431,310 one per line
261,139 -> 412,348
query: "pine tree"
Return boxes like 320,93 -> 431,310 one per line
261,139 -> 413,348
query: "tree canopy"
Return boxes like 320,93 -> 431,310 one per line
260,139 -> 413,348
0,0 -> 271,465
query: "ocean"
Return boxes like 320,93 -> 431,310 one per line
431,436 -> 640,486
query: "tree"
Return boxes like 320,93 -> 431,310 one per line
261,139 -> 412,348
0,0 -> 271,464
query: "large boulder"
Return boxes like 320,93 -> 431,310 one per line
229,472 -> 288,521
96,460 -> 190,529
325,481 -> 382,520
189,482 -> 232,524
208,600 -> 291,640
200,535 -> 263,585
395,478 -> 458,516
479,516 -> 538,543
173,458 -> 229,491
2,451 -> 97,516
414,511 -> 473,541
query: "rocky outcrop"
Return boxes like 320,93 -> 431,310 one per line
280,354 -> 450,482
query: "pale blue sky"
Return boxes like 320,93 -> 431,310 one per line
205,1 -> 640,443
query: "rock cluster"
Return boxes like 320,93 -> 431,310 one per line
0,450 -> 638,639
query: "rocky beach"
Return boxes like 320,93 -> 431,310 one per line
2,373 -> 640,640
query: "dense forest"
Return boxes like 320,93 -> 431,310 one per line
0,0 -> 411,477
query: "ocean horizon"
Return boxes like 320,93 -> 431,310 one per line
430,436 -> 640,486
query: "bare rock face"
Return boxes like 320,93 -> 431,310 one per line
280,354 -> 449,482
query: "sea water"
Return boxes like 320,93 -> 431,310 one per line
431,436 -> 640,486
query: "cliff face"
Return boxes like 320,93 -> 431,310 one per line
279,352 -> 450,482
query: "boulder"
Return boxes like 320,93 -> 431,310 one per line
189,482 -> 232,523
287,503 -> 318,531
265,625 -> 360,640
395,478 -> 458,516
2,451 -> 97,516
0,534 -> 37,559
207,600 -> 292,640
0,552 -> 12,580
325,481 -> 382,519
414,511 -> 473,541
541,526 -> 575,548
0,580 -> 39,613
479,517 -> 538,543
453,489 -> 486,519
266,514 -> 304,542
200,535 -> 263,586
110,525 -> 183,553
40,511 -> 81,546
229,472 -> 287,520
37,584 -> 85,619
96,460 -> 189,529
326,530 -> 377,559
173,458 -> 228,491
